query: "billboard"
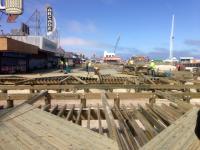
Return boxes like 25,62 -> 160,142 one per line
46,6 -> 56,35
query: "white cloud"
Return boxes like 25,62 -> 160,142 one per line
66,20 -> 97,33
60,37 -> 113,49
60,37 -> 141,59
60,37 -> 94,47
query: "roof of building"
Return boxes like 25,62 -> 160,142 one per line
0,104 -> 118,150
104,56 -> 121,61
180,57 -> 194,59
0,37 -> 38,54
9,36 -> 58,53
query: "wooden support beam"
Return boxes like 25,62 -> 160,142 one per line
140,73 -> 156,85
0,84 -> 200,90
30,89 -> 35,94
169,103 -> 186,114
75,104 -> 83,125
149,104 -> 174,125
50,105 -> 58,115
27,90 -> 48,105
44,94 -> 51,106
101,92 -> 124,150
57,89 -> 62,93
183,95 -> 191,103
130,104 -> 157,138
71,75 -> 87,84
149,94 -> 156,105
160,104 -> 182,119
66,104 -> 75,121
6,96 -> 14,108
145,104 -> 170,126
59,76 -> 70,84
121,105 -> 149,146
84,89 -> 90,93
57,104 -> 67,117
14,78 -> 34,85
81,94 -> 86,108
114,105 -> 139,150
138,105 -> 165,132
1,90 -> 7,93
42,104 -> 51,112
97,104 -> 103,135
155,91 -> 193,111
114,94 -> 120,108
87,105 -> 91,129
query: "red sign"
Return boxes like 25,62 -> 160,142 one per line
7,14 -> 18,23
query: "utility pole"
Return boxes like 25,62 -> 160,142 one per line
169,15 -> 175,59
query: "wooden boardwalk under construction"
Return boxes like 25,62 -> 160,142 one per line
0,73 -> 199,149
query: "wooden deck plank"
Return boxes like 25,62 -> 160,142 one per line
0,124 -> 26,150
140,107 -> 199,150
141,108 -> 197,149
0,104 -> 118,150
4,121 -> 52,150
21,107 -> 118,149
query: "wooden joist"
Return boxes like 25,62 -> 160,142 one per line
114,105 -> 139,150
0,92 -> 200,101
75,104 -> 83,125
138,105 -> 166,132
87,105 -> 91,129
96,104 -> 103,135
101,92 -> 124,150
155,90 -> 193,111
130,104 -> 158,138
50,105 -> 58,114
66,104 -> 75,121
0,84 -> 200,91
141,107 -> 200,150
71,75 -> 88,85
57,104 -> 67,117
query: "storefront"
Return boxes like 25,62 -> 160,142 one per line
0,37 -> 60,74
0,52 -> 28,73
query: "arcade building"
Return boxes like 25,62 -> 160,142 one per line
0,36 -> 61,74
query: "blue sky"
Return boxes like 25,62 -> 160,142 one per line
1,0 -> 200,59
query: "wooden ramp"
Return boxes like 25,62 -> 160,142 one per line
140,107 -> 200,150
0,104 -> 118,150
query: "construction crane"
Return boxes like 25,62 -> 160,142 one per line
114,34 -> 120,54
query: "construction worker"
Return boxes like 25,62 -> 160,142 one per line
59,60 -> 64,72
65,61 -> 69,73
87,61 -> 92,74
149,60 -> 156,77
86,61 -> 89,74
130,59 -> 134,65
